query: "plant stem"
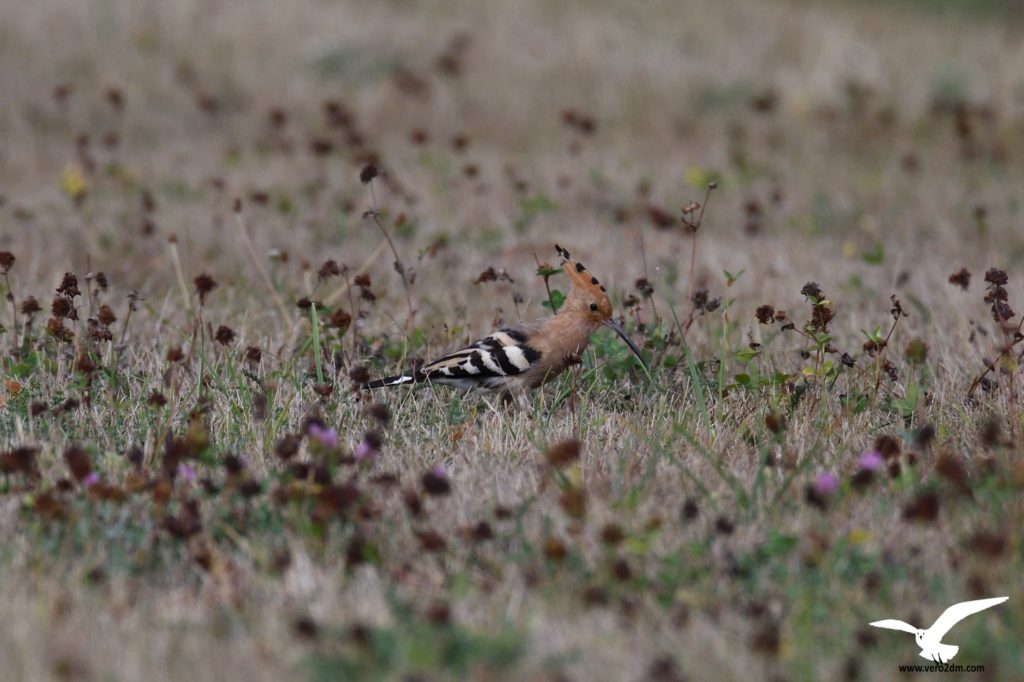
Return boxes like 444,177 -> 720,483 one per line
366,180 -> 414,333
682,183 -> 716,334
967,317 -> 1024,397
168,240 -> 192,314
235,211 -> 291,326
533,253 -> 556,314
310,301 -> 324,385
3,271 -> 16,347
873,314 -> 901,397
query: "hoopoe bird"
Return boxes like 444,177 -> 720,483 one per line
364,245 -> 646,393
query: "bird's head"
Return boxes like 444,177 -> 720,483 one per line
556,244 -> 612,324
554,244 -> 645,368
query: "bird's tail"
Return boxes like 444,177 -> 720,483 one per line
363,374 -> 420,389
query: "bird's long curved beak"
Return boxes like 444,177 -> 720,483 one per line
602,318 -> 648,371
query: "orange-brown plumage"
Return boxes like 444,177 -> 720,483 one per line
364,244 -> 645,393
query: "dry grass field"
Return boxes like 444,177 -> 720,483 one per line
2,0 -> 1024,680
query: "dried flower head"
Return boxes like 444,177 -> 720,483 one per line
981,267 -> 1015,323
366,402 -> 390,425
214,325 -> 236,346
64,446 -> 92,482
97,305 -> 116,327
193,273 -> 218,305
245,346 -> 262,364
275,434 -> 300,461
349,366 -> 370,385
355,431 -> 381,461
902,490 -> 940,523
318,260 -> 341,280
905,338 -> 928,365
20,297 -> 41,315
983,268 -> 1008,287
948,268 -> 971,290
800,282 -> 823,300
422,466 -> 451,496
57,272 -> 80,297
329,309 -> 352,332
51,296 -> 75,319
359,164 -> 379,184
473,266 -> 515,285
874,434 -> 901,460
545,439 -> 581,468
76,354 -> 97,373
647,205 -> 675,229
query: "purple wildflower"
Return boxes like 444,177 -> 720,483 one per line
858,450 -> 884,472
812,472 -> 839,496
308,424 -> 339,449
176,462 -> 197,483
83,472 -> 101,488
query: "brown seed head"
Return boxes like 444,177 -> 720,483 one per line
214,325 -> 236,346
545,439 -> 581,468
359,164 -> 379,184
983,268 -> 1008,287
193,273 -> 218,304
245,346 -> 262,364
948,268 -> 971,290
57,273 -> 80,297
755,305 -> 775,324
51,296 -> 75,319
21,297 -> 41,315
97,305 -> 116,326
64,446 -> 92,482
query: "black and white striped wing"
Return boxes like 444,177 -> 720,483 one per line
421,327 -> 542,390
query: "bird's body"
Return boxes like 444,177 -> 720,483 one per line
870,596 -> 1008,664
364,245 -> 645,393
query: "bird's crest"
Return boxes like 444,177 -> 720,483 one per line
555,244 -> 608,297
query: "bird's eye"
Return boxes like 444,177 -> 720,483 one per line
589,303 -> 598,312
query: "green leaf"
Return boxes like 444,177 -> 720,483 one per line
624,535 -> 651,555
408,327 -> 427,351
736,348 -> 760,363
723,268 -> 746,286
382,342 -> 405,360
861,326 -> 883,344
862,241 -> 885,265
892,381 -> 922,418
9,351 -> 41,378
520,195 -> 556,214
763,531 -> 798,557
542,289 -> 565,312
535,265 -> 561,278
310,302 -> 324,384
